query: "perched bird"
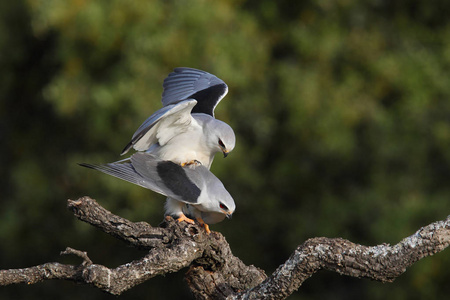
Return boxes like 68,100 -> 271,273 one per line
121,67 -> 236,169
117,68 -> 236,226
80,153 -> 235,233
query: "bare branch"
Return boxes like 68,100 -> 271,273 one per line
67,196 -> 173,249
0,196 -> 449,300
60,247 -> 93,265
231,215 -> 450,300
0,263 -> 80,286
0,197 -> 263,295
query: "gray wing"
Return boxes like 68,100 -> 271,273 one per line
79,153 -> 203,204
131,153 -> 203,203
131,153 -> 234,210
121,99 -> 197,155
79,161 -> 153,190
80,153 -> 235,213
162,67 -> 228,117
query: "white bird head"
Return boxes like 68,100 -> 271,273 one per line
196,178 -> 236,218
204,118 -> 236,159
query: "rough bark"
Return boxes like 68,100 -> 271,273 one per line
0,196 -> 449,300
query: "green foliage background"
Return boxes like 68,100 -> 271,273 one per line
1,0 -> 450,299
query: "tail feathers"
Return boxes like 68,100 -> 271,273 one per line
78,162 -> 148,189
79,161 -> 170,198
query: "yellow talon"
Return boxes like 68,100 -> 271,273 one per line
196,217 -> 211,234
177,213 -> 195,225
203,224 -> 211,234
181,160 -> 202,167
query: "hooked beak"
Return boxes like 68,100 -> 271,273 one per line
226,212 -> 233,219
223,150 -> 229,158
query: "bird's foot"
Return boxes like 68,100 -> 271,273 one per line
196,217 -> 211,234
181,160 -> 202,167
176,213 -> 195,225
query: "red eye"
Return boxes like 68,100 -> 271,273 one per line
219,203 -> 228,210
218,139 -> 225,148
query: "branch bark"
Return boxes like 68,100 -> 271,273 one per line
0,196 -> 449,300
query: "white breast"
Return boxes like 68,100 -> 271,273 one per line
148,128 -> 213,167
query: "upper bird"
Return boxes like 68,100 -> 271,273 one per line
121,67 -> 235,169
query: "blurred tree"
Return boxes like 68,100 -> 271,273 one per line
1,0 -> 449,299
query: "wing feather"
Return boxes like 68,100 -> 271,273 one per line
80,154 -> 202,204
162,67 -> 228,117
121,99 -> 197,155
131,153 -> 202,204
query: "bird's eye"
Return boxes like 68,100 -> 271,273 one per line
218,139 -> 225,148
219,202 -> 228,210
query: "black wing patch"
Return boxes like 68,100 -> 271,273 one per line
156,161 -> 201,203
162,68 -> 228,117
190,83 -> 228,117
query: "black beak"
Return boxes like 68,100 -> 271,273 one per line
226,213 -> 232,219
223,151 -> 229,158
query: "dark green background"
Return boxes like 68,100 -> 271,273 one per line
1,1 -> 449,299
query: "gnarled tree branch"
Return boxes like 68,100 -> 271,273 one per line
0,196 -> 449,300
233,218 -> 450,299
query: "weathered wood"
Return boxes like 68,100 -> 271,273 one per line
0,196 -> 449,300
231,216 -> 450,299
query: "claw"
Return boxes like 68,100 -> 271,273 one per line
177,213 -> 195,225
181,160 -> 202,167
203,223 -> 211,234
196,217 -> 211,234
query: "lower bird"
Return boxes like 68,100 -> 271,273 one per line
80,152 -> 235,234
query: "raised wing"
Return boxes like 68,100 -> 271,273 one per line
121,99 -> 197,155
162,67 -> 228,117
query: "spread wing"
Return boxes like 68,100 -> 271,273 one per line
162,67 -> 228,117
121,99 -> 198,155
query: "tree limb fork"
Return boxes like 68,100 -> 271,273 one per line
0,196 -> 448,300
